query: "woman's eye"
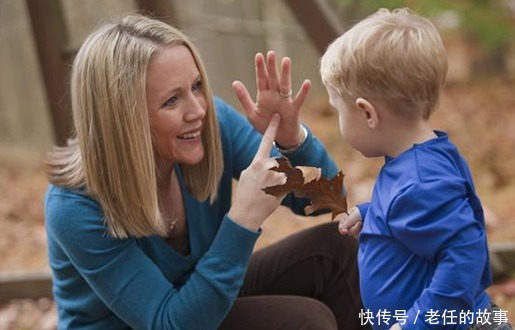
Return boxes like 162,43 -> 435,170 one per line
192,80 -> 202,93
163,96 -> 178,108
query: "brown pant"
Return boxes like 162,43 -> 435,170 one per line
220,222 -> 367,330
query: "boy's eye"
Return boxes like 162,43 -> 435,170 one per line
163,96 -> 178,108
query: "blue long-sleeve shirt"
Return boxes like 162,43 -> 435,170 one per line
44,98 -> 339,330
357,131 -> 491,330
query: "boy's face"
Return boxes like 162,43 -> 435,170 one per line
327,87 -> 371,156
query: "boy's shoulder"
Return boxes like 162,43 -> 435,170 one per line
414,131 -> 469,182
383,131 -> 469,186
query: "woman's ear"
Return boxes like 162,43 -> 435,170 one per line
355,97 -> 379,128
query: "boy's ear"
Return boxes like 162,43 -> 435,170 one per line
355,97 -> 379,128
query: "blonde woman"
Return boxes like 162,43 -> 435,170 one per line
44,14 -> 364,329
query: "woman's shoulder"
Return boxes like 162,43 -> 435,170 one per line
214,97 -> 246,125
45,184 -> 104,234
214,97 -> 250,128
213,96 -> 254,146
45,184 -> 98,208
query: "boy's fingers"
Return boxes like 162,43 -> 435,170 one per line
348,221 -> 362,236
338,225 -> 349,235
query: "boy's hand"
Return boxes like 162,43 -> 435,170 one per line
335,206 -> 362,238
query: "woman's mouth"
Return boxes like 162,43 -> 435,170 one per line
177,129 -> 201,140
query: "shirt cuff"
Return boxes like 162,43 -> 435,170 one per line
357,202 -> 370,219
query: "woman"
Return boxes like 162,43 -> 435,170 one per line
44,14 -> 364,329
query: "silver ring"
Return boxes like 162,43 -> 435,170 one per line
279,90 -> 292,99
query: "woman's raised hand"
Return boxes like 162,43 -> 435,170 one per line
228,114 -> 286,231
232,50 -> 311,148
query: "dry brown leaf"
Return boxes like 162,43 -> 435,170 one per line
263,157 -> 347,219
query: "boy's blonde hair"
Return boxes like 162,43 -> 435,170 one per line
320,8 -> 448,119
45,14 -> 223,238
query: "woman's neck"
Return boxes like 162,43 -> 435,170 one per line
155,155 -> 176,188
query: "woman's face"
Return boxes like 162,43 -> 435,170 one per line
146,45 -> 207,166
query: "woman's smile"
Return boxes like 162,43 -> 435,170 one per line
177,126 -> 202,141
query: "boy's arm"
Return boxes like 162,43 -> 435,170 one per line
388,180 -> 489,328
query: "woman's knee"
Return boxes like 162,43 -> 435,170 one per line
299,222 -> 359,261
220,295 -> 337,330
294,296 -> 338,330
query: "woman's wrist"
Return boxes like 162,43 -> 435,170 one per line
274,124 -> 308,154
228,207 -> 260,232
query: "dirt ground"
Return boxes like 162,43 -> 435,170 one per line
0,79 -> 514,328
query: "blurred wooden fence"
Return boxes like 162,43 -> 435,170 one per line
2,0 -> 505,153
0,0 -> 340,151
0,271 -> 52,303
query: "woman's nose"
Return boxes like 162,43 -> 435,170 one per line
184,94 -> 206,121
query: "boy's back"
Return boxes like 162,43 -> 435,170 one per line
358,131 -> 491,328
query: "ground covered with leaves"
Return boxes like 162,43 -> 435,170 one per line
1,79 -> 514,328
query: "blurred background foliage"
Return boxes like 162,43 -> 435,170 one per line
334,0 -> 515,76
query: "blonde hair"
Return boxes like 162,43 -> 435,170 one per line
320,8 -> 448,119
45,14 -> 223,238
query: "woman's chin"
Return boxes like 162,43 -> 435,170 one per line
181,151 -> 205,166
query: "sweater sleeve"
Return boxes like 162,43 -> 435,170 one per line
45,186 -> 259,330
387,180 -> 488,329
